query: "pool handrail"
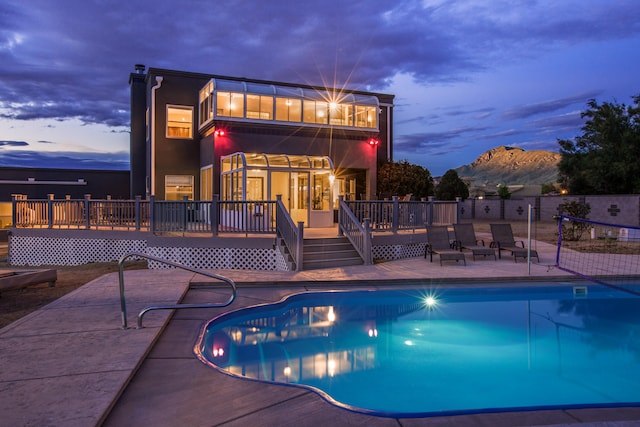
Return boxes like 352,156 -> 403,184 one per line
118,252 -> 237,329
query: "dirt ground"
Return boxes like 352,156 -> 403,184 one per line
0,244 -> 148,329
0,220 -> 560,330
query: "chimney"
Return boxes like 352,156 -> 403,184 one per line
134,64 -> 146,74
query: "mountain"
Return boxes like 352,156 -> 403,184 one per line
455,146 -> 560,186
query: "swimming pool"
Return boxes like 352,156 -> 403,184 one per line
195,282 -> 640,417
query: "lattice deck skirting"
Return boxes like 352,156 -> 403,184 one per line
8,235 -> 425,270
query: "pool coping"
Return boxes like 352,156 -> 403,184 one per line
2,241 -> 640,426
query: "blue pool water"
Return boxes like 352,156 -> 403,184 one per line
195,282 -> 640,417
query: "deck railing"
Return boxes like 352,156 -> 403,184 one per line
275,195 -> 302,271
338,198 -> 372,265
13,195 -> 149,231
12,194 -> 459,236
344,197 -> 458,232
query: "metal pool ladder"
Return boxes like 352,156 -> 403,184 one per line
118,252 -> 237,329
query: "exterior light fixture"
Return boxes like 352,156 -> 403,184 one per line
368,138 -> 379,146
215,129 -> 226,137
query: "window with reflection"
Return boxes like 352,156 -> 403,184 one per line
275,97 -> 302,122
330,103 -> 352,126
165,175 -> 194,200
303,100 -> 328,125
312,174 -> 330,210
199,81 -> 214,128
217,91 -> 244,118
166,105 -> 193,138
246,94 -> 273,120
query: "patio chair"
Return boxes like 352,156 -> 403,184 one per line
489,223 -> 539,262
453,223 -> 496,261
424,225 -> 466,266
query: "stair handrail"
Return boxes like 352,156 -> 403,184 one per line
338,199 -> 372,265
118,252 -> 237,329
275,195 -> 303,270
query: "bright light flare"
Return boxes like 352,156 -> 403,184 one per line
327,306 -> 336,322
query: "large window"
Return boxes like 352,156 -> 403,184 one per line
217,91 -> 244,118
312,174 -> 330,210
330,103 -> 352,126
246,94 -> 273,120
199,79 -> 380,130
199,81 -> 214,128
275,97 -> 302,122
165,175 -> 194,200
166,105 -> 193,138
355,105 -> 377,128
200,166 -> 213,200
303,100 -> 328,125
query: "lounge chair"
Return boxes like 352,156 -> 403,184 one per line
453,223 -> 496,261
424,225 -> 466,266
489,223 -> 539,262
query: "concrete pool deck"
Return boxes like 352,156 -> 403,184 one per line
1,239 -> 640,426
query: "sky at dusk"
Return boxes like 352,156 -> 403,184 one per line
1,0 -> 639,176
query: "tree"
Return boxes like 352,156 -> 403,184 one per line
497,184 -> 511,199
377,160 -> 434,199
557,95 -> 640,194
435,169 -> 469,200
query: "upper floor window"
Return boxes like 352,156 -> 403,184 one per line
166,105 -> 193,139
217,91 -> 244,118
355,105 -> 377,128
199,79 -> 381,131
303,100 -> 328,125
199,81 -> 214,128
330,102 -> 353,126
275,97 -> 302,122
246,94 -> 273,120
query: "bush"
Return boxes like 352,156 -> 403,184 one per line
558,200 -> 591,241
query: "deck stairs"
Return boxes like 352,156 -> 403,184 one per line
278,236 -> 364,270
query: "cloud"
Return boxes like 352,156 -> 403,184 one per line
1,0 -> 638,130
503,92 -> 602,120
0,150 -> 129,170
529,111 -> 585,135
0,139 -> 28,147
396,125 -> 490,150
